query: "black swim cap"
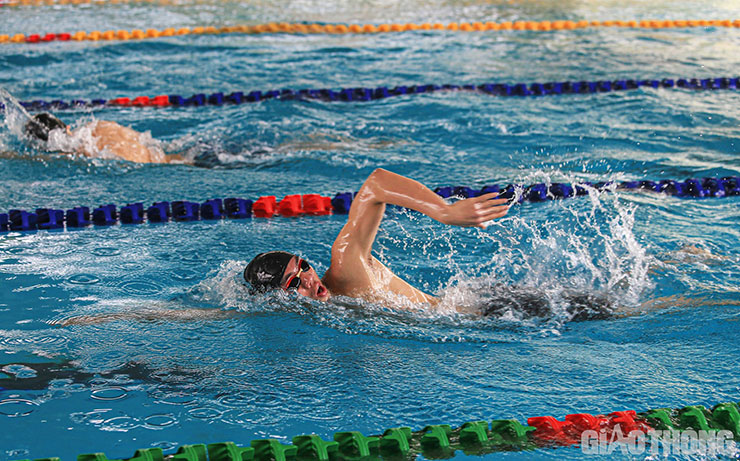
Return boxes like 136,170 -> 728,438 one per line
24,113 -> 67,142
244,251 -> 296,292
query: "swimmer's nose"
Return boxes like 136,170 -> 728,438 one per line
301,273 -> 315,292
305,275 -> 321,297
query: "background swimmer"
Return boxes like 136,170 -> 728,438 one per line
18,112 -> 371,167
24,112 -> 186,164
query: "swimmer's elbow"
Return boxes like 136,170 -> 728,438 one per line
369,167 -> 390,177
358,168 -> 389,201
366,168 -> 389,188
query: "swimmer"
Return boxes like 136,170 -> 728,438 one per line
23,112 -> 187,164
245,168 -> 510,310
18,113 -> 403,167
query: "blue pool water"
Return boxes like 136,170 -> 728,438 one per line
1,1 -> 740,459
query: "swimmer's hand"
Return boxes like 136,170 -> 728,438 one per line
441,193 -> 509,228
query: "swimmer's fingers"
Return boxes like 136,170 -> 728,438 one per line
443,194 -> 508,227
473,196 -> 509,214
475,206 -> 509,228
476,192 -> 499,201
476,201 -> 509,212
474,193 -> 509,207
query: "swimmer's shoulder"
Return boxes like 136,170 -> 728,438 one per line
85,120 -> 166,163
323,251 -> 370,297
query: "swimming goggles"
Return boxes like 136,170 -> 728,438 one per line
284,259 -> 310,290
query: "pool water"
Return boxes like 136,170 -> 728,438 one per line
1,1 -> 740,459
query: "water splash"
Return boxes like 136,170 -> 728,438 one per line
182,184 -> 655,342
0,87 -> 35,153
436,181 -> 654,321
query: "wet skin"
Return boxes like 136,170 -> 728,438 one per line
279,168 -> 510,308
280,256 -> 330,301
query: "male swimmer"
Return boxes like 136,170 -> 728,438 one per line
23,112 -> 185,164
54,168 -> 614,328
245,168 -> 510,310
245,169 -> 616,320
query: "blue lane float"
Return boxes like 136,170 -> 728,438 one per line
1,176 -> 738,233
5,77 -> 739,112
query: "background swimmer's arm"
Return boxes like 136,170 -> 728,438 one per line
333,168 -> 509,258
0,150 -> 78,160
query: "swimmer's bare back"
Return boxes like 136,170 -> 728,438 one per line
78,121 -> 188,164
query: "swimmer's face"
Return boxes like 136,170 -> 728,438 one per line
281,256 -> 330,301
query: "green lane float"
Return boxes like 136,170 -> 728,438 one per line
15,401 -> 740,460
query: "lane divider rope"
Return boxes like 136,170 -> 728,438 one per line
14,401 -> 740,460
2,0 -> 237,6
2,19 -> 740,44
1,176 -> 738,233
7,77 -> 739,113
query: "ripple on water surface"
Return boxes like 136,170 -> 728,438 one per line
117,279 -> 166,296
150,390 -> 197,406
143,413 -> 177,429
0,398 -> 37,417
90,387 -> 128,401
187,405 -> 224,420
1,5 -> 740,460
91,247 -> 122,257
170,268 -> 200,281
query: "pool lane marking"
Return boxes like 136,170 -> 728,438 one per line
7,77 -> 738,114
10,403 -> 740,459
2,19 -> 740,44
2,177 -> 739,233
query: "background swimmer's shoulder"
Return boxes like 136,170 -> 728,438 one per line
85,120 -> 164,163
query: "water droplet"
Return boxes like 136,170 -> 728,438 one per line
103,416 -> 139,431
68,274 -> 101,285
119,262 -> 145,271
1,364 -> 37,379
217,390 -> 256,407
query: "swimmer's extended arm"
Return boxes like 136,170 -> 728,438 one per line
334,168 -> 509,258
54,306 -> 243,326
